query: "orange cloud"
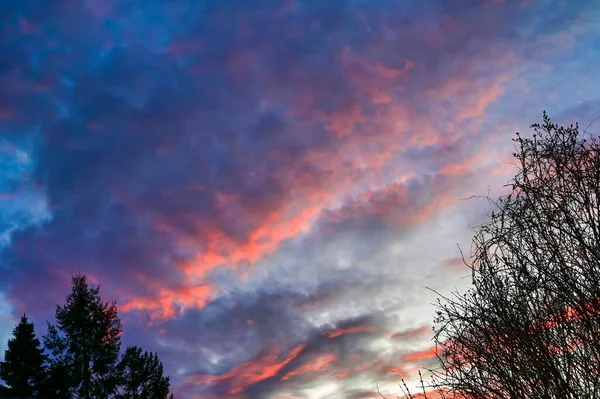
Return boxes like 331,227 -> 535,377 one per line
121,284 -> 213,321
180,202 -> 325,278
380,365 -> 409,378
392,326 -> 432,340
403,347 -> 438,363
184,343 -> 306,397
122,200 -> 327,319
118,31 -> 517,323
281,353 -> 338,381
322,324 -> 378,339
334,358 -> 385,381
121,118 -> 430,319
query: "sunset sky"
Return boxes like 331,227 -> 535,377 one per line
1,0 -> 600,398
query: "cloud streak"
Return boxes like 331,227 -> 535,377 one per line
1,0 -> 600,397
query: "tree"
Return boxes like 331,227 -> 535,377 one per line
115,346 -> 173,399
39,346 -> 72,399
44,274 -> 123,399
417,113 -> 600,398
0,314 -> 46,398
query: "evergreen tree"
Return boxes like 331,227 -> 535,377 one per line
44,274 -> 122,399
115,346 -> 172,399
0,314 -> 46,398
41,323 -> 74,399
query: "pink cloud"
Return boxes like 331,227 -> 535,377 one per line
183,343 -> 306,397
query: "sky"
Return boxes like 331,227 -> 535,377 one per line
1,0 -> 600,398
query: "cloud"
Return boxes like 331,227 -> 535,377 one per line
0,291 -> 17,362
0,0 -> 599,398
0,137 -> 51,249
156,287 -> 386,398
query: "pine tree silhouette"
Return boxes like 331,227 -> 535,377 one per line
115,346 -> 172,399
0,274 -> 174,398
43,273 -> 122,399
0,314 -> 46,397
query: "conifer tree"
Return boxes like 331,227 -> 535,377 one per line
115,346 -> 172,399
44,274 -> 122,399
0,314 -> 46,397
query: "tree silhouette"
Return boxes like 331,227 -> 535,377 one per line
39,352 -> 72,399
403,113 -> 600,399
44,274 -> 123,399
0,276 -> 174,399
0,314 -> 46,398
115,346 -> 172,399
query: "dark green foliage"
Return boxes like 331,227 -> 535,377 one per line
115,346 -> 172,399
43,274 -> 123,399
0,315 -> 46,398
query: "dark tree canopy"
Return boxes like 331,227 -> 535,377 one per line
116,346 -> 172,399
0,315 -> 45,398
410,113 -> 600,399
44,273 -> 123,399
34,273 -> 173,399
0,275 -> 174,398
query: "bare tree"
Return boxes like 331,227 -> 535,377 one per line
383,112 -> 600,399
412,112 -> 600,399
